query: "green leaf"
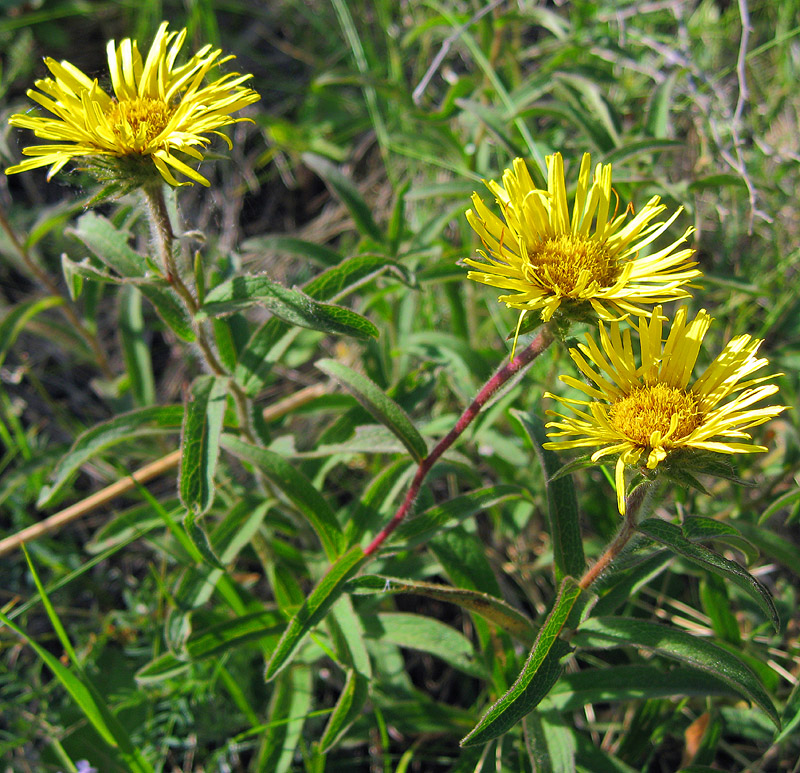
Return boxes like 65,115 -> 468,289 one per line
38,405 -> 184,507
573,616 -> 780,728
388,484 -> 524,550
119,286 -> 156,406
511,409 -> 585,581
68,211 -> 195,340
302,152 -> 384,243
241,234 -> 343,267
136,609 -> 285,685
682,516 -> 759,564
317,668 -> 370,753
460,577 -> 582,746
316,358 -> 427,463
138,283 -> 196,342
637,518 -> 778,629
264,544 -> 368,681
235,254 -> 412,396
366,612 -> 489,679
9,550 -> 154,772
0,296 -> 63,370
544,664 -> 738,711
221,435 -> 345,560
258,664 -> 313,773
69,211 -> 146,277
179,375 -> 229,516
198,275 -> 378,341
346,574 -> 536,645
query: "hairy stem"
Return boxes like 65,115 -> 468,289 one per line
578,479 -> 654,590
142,185 -> 256,442
364,324 -> 555,556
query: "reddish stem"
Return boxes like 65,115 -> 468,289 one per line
364,324 -> 555,556
578,480 -> 651,590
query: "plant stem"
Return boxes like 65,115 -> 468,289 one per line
0,204 -> 114,379
364,324 -> 555,556
578,479 -> 653,590
141,185 -> 256,442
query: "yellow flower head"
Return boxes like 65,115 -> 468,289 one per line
544,306 -> 787,513
6,22 -> 260,187
465,153 -> 700,348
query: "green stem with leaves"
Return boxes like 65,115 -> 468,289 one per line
142,185 -> 256,443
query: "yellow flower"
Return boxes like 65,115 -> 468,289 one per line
544,306 -> 787,513
6,22 -> 260,187
465,153 -> 700,350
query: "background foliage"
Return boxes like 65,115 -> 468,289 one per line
1,0 -> 798,771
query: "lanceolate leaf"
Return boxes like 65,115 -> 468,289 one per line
511,409 -> 585,581
637,518 -> 778,630
460,577 -> 582,746
345,575 -> 537,645
573,616 -> 780,728
198,275 -> 378,341
221,435 -> 345,560
264,544 -> 368,682
38,405 -> 184,507
180,375 -> 229,516
316,358 -> 427,463
318,668 -> 370,753
235,254 -> 411,395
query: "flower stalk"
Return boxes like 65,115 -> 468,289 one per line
141,185 -> 256,442
364,324 -> 555,556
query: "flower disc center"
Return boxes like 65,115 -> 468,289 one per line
609,384 -> 701,445
524,234 -> 618,293
106,98 -> 173,148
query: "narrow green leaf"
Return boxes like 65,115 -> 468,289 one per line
366,612 -> 488,678
179,375 -> 229,516
511,409 -> 585,581
5,558 -> 154,772
302,152 -> 384,243
637,518 -> 778,629
221,435 -> 345,560
242,234 -> 343,267
38,405 -> 184,507
198,275 -> 378,340
573,616 -> 780,728
460,577 -> 582,746
264,545 -> 368,681
0,296 -> 63,369
345,575 -> 536,645
316,358 -> 427,463
119,286 -> 156,407
185,610 -> 285,660
258,664 -> 313,773
318,669 -> 370,753
389,485 -> 524,550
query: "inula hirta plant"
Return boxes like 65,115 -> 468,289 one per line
5,21 -> 259,187
1,15 -> 791,765
465,153 -> 700,351
544,306 -> 787,512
